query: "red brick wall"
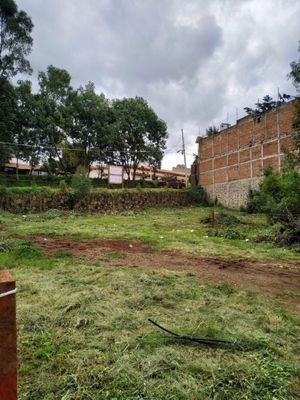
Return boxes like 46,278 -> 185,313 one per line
198,101 -> 296,192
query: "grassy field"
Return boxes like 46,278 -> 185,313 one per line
0,206 -> 299,399
1,206 -> 299,262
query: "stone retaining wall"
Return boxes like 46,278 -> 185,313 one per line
0,189 -> 190,213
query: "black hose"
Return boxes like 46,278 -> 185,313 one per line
148,318 -> 232,346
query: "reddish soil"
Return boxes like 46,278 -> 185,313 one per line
26,236 -> 300,302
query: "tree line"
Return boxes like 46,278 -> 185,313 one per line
0,0 -> 168,179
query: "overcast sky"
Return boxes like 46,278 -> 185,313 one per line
17,0 -> 300,169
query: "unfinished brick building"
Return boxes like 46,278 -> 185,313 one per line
196,100 -> 296,208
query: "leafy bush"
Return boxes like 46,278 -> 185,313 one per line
217,211 -> 243,226
59,180 -> 68,193
71,166 -> 91,199
200,211 -> 243,226
187,186 -> 209,205
13,241 -> 42,258
208,228 -> 246,240
247,168 -> 300,245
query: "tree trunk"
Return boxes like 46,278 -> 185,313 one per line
16,155 -> 19,181
133,165 -> 137,181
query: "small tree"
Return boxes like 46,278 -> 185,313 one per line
71,166 -> 91,199
206,125 -> 218,136
244,95 -> 278,117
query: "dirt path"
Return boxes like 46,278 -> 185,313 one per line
27,236 -> 300,298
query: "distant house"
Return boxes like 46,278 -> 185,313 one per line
1,161 -> 46,175
89,164 -> 189,181
1,160 -> 188,182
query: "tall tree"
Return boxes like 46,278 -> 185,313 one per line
0,77 -> 15,163
0,0 -> 33,79
14,80 -> 40,175
288,42 -> 300,166
36,65 -> 73,173
67,82 -> 113,171
111,97 -> 168,180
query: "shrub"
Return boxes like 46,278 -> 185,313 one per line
207,228 -> 246,240
217,211 -> 242,226
59,180 -> 68,193
71,166 -> 91,199
247,168 -> 300,245
187,186 -> 209,205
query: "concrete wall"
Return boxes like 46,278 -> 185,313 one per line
198,101 -> 296,208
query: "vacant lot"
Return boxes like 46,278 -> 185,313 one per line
0,206 -> 299,399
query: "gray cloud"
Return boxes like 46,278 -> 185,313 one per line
17,0 -> 300,167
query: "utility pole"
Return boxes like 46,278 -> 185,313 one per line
181,128 -> 188,187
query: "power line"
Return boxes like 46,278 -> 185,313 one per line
0,141 -> 182,155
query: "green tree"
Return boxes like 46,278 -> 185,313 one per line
244,95 -> 278,117
206,125 -> 218,136
71,165 -> 91,199
59,143 -> 86,175
0,0 -> 33,79
111,97 -> 168,180
36,65 -> 73,173
0,77 -> 15,163
288,42 -> 300,165
67,82 -> 113,171
14,80 -> 40,175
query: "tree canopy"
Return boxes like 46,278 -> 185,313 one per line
0,0 -> 33,78
288,42 -> 300,166
244,95 -> 278,117
111,97 -> 168,180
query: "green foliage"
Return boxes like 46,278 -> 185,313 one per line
0,0 -> 33,79
6,186 -> 47,194
187,185 -> 209,205
0,78 -> 15,163
288,41 -> 300,91
71,166 -> 91,199
244,95 -> 278,117
206,125 -> 218,136
0,173 -> 72,187
247,168 -> 300,245
288,42 -> 300,165
58,179 -> 68,193
36,65 -> 74,172
208,228 -> 246,240
111,97 -> 168,180
217,211 -> 243,226
67,83 -> 113,170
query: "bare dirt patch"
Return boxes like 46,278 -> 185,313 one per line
26,236 -> 300,302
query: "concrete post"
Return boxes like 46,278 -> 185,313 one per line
0,271 -> 17,400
